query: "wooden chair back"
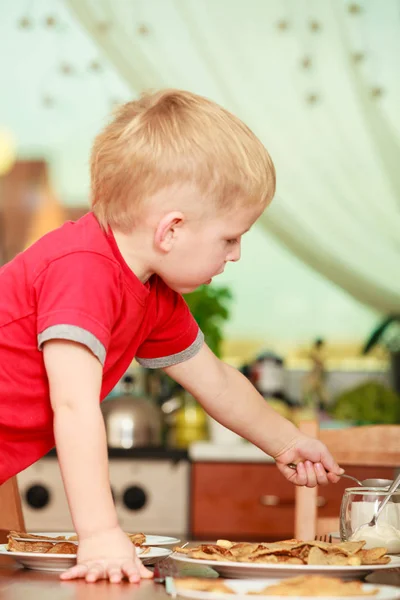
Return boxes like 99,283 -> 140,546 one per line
295,421 -> 400,540
0,477 -> 25,543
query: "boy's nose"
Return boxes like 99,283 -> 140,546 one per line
227,243 -> 241,263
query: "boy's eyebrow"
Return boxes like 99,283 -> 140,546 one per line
227,225 -> 252,238
230,226 -> 251,238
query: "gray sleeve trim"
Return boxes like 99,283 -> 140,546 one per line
38,325 -> 106,366
136,329 -> 204,369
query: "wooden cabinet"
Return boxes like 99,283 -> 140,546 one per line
191,462 -> 396,541
191,462 -> 295,540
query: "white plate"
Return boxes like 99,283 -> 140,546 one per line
171,552 -> 400,581
0,544 -> 171,572
167,577 -> 400,599
23,532 -> 180,547
140,535 -> 181,547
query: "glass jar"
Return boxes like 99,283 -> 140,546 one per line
340,487 -> 400,554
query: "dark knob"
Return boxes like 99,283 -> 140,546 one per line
122,486 -> 147,511
25,484 -> 50,509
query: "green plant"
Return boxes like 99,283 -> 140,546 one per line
184,284 -> 232,357
362,315 -> 400,396
330,381 -> 400,424
362,315 -> 400,354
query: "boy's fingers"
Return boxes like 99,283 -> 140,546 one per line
320,449 -> 344,475
304,460 -> 317,488
282,452 -> 344,487
108,567 -> 123,583
60,558 -> 150,583
315,462 -> 329,486
135,555 -> 153,579
327,471 -> 341,484
122,560 -> 141,583
86,563 -> 106,582
138,562 -> 154,578
60,564 -> 88,580
289,461 -> 307,486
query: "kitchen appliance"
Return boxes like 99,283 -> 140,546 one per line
17,450 -> 190,536
248,351 -> 286,399
101,375 -> 163,448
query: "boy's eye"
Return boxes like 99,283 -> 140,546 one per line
226,238 -> 238,245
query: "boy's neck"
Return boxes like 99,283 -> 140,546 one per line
111,228 -> 154,284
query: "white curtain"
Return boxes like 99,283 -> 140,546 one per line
66,0 -> 400,314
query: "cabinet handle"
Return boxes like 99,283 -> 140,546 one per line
260,494 -> 280,506
317,496 -> 327,508
259,495 -> 295,507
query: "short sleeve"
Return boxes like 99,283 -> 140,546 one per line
34,252 -> 121,366
135,280 -> 204,369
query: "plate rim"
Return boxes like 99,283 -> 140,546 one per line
169,577 -> 400,600
0,543 -> 171,560
23,532 -> 180,547
142,534 -> 181,546
171,551 -> 400,572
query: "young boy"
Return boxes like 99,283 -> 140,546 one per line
0,89 -> 343,584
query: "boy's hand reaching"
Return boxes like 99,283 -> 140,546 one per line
274,433 -> 344,487
163,348 -> 344,489
60,526 -> 154,583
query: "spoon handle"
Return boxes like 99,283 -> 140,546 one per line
372,472 -> 400,524
287,463 -> 362,486
341,473 -> 363,486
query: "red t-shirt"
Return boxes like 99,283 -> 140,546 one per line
0,212 -> 203,483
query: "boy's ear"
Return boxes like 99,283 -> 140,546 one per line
154,211 -> 185,252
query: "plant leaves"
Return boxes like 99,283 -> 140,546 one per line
184,285 -> 232,357
362,315 -> 400,354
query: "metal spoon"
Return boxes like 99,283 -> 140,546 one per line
361,478 -> 393,488
366,472 -> 400,527
287,462 -> 363,486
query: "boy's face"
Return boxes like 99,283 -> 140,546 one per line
157,201 -> 266,294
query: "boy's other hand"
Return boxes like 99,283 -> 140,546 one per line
274,434 -> 344,487
59,526 -> 153,583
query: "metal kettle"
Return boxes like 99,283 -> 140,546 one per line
101,375 -> 163,448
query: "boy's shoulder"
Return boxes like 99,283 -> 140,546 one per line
23,212 -> 119,278
30,211 -> 111,256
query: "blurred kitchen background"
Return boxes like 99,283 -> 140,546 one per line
1,0 -> 399,541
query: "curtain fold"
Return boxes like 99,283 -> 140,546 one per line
65,0 -> 400,314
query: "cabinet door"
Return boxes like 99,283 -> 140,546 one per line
191,463 -> 295,541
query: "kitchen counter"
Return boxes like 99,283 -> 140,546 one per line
189,441 -> 275,462
47,442 -> 274,463
46,447 -> 189,461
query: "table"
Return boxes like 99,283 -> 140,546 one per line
0,554 -> 399,599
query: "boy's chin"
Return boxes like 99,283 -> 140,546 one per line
178,285 -> 200,294
171,283 -> 203,294
164,277 -> 212,294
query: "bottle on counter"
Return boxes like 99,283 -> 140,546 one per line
167,388 -> 208,449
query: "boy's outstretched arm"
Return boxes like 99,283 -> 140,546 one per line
43,340 -> 153,583
164,344 -> 344,487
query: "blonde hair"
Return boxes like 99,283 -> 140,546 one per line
91,89 -> 275,231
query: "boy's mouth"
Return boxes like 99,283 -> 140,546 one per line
206,268 -> 224,284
